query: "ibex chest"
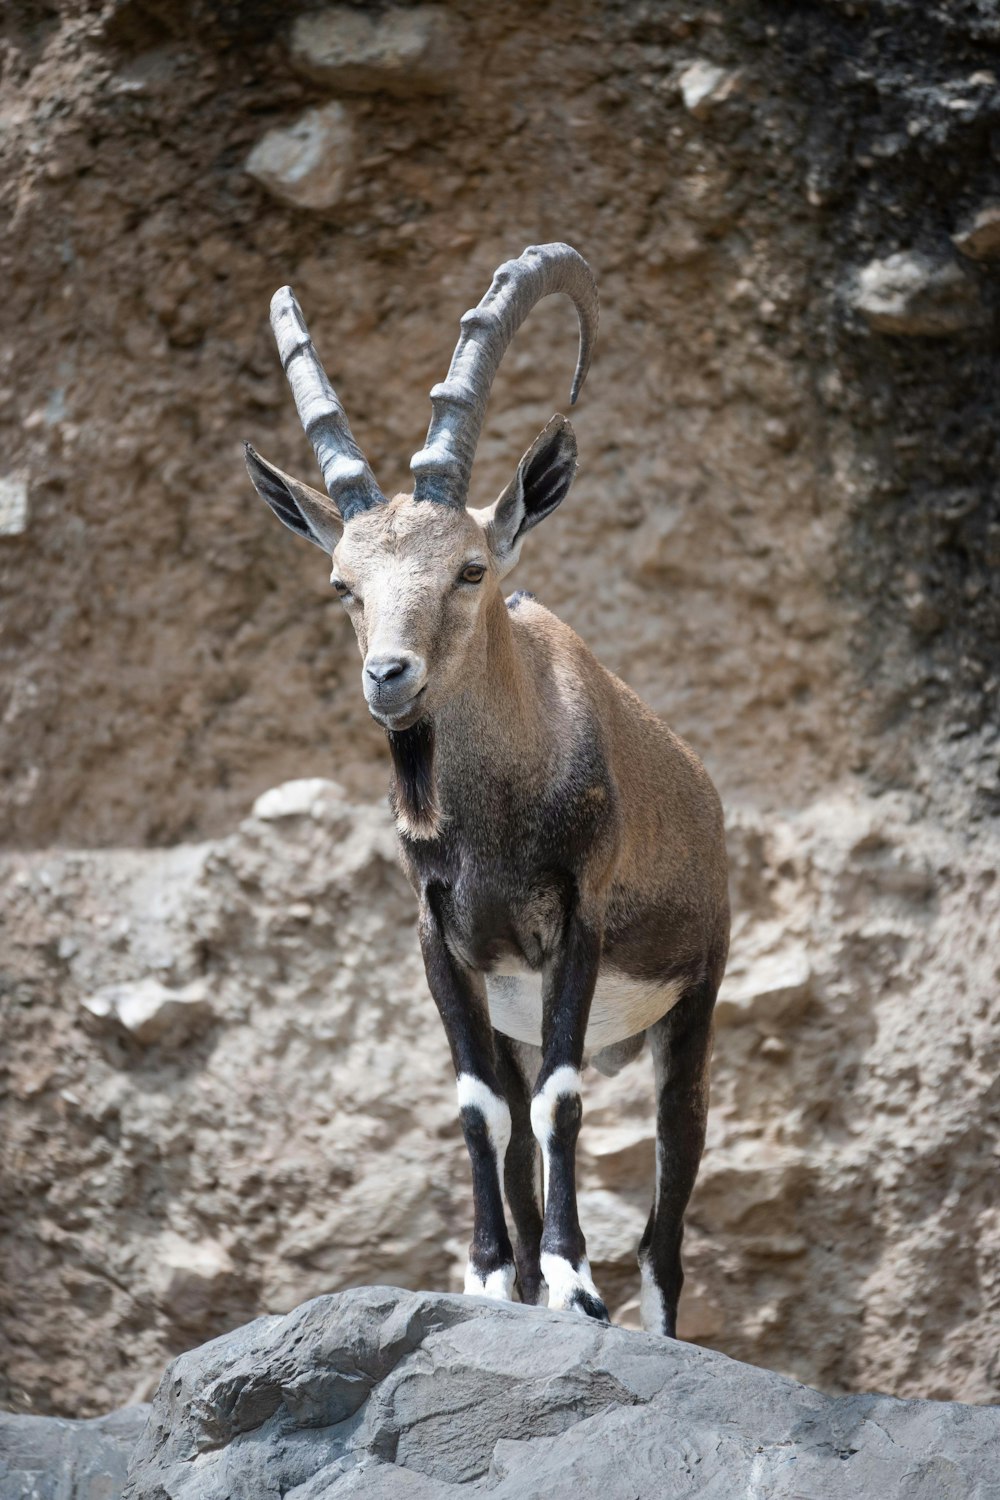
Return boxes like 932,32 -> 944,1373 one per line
416,857 -> 682,1058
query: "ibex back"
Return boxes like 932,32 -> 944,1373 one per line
246,244 -> 729,1332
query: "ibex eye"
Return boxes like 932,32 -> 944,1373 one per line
331,578 -> 352,599
461,563 -> 486,584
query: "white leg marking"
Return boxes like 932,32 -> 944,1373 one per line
456,1074 -> 512,1158
540,1251 -> 604,1316
639,1255 -> 667,1333
464,1262 -> 517,1299
530,1068 -> 602,1314
455,1074 -> 515,1302
529,1065 -> 582,1202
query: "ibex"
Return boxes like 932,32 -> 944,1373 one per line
246,244 -> 729,1333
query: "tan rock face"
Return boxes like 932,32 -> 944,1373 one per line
1,0 -> 998,1426
1,784 -> 998,1414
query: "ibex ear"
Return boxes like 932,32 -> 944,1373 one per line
245,443 -> 344,552
482,415 -> 577,576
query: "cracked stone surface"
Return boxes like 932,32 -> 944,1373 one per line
121,1287 -> 1000,1499
0,1407 -> 148,1500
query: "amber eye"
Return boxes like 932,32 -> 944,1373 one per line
460,563 -> 486,585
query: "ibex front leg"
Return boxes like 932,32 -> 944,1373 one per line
418,894 -> 516,1301
531,911 -> 609,1321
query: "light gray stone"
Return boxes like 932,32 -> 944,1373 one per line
849,251 -> 981,335
122,1286 -> 1000,1499
148,1233 -> 235,1330
245,102 -> 355,211
81,977 -> 213,1047
252,777 -> 347,821
0,476 -> 29,537
678,60 -> 740,118
952,203 -> 1000,260
0,1406 -> 148,1500
290,7 -> 458,96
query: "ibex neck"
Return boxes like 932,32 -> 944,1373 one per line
433,589 -> 547,780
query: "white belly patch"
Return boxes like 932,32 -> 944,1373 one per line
484,966 -> 685,1053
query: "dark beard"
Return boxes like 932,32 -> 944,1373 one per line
386,717 -> 440,838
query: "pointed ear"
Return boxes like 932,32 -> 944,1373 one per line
245,443 -> 344,552
482,416 -> 578,576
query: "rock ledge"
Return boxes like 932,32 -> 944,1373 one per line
121,1285 -> 1000,1498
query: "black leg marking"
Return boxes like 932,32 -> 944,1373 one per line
419,889 -> 514,1298
495,1035 -> 544,1304
639,979 -> 716,1336
531,911 -> 609,1322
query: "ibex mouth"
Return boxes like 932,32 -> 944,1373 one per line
369,685 -> 427,732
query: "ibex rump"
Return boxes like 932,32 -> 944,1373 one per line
246,244 -> 729,1332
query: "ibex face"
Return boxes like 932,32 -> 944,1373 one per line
246,245 -> 597,729
248,415 -> 578,730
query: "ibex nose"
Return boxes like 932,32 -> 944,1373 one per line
362,651 -> 428,721
366,656 -> 407,685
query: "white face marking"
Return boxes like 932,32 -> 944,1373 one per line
639,1257 -> 668,1334
540,1252 -> 603,1315
486,971 -> 685,1055
464,1262 -> 517,1300
529,1065 -> 581,1203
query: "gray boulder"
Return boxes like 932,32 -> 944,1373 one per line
0,1406 -> 148,1500
123,1286 -> 1000,1498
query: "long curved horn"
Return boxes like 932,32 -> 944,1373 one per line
409,243 -> 598,506
270,286 -> 386,520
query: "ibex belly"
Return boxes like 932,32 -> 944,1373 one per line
485,965 -> 685,1053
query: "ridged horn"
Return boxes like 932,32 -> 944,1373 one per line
410,243 -> 598,506
270,286 -> 386,520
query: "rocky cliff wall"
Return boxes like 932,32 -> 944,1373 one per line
1,0 -> 998,1420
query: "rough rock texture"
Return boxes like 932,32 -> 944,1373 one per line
2,0 -> 1000,1429
0,1406 -> 148,1500
3,781 -> 998,1418
849,251 -> 982,336
289,7 -> 459,96
121,1287 -> 1000,1499
3,0 -> 998,850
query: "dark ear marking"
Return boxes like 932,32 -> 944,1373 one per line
517,416 -> 578,535
244,443 -> 344,552
489,415 -> 578,561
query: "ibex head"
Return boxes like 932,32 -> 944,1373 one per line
246,244 -> 598,733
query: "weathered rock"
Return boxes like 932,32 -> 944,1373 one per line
3,788 -> 1000,1416
0,476 -> 29,537
148,1233 -> 237,1331
3,0 -> 1000,1432
952,203 -> 1000,260
714,942 -> 813,1027
244,102 -> 355,210
849,251 -> 982,335
122,1286 -> 1000,1499
289,7 -> 458,96
0,1406 -> 148,1500
81,977 -> 213,1047
251,777 -> 348,821
678,60 -> 741,118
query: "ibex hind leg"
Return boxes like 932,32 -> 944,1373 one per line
639,978 -> 716,1336
495,1034 -> 545,1305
